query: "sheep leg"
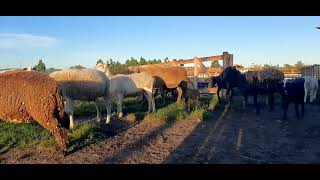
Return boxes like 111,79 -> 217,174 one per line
226,87 -> 232,105
184,97 -> 189,112
229,88 -> 234,104
282,102 -> 288,121
176,87 -> 183,103
295,103 -> 300,120
311,89 -> 317,103
116,94 -> 124,118
254,94 -> 260,115
304,88 -> 308,103
301,102 -> 305,117
64,98 -> 75,129
310,89 -> 315,103
217,87 -> 222,104
94,99 -> 102,123
242,93 -> 248,109
143,91 -> 152,113
269,93 -> 274,112
104,97 -> 111,124
147,90 -> 156,112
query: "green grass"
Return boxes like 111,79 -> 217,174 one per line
144,94 -> 219,123
0,122 -> 55,152
208,94 -> 219,111
190,108 -> 212,121
0,121 -> 108,153
144,101 -> 188,123
68,122 -> 107,152
0,94 -> 220,153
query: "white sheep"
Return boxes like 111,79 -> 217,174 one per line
49,68 -> 111,129
96,62 -> 156,118
304,76 -> 319,103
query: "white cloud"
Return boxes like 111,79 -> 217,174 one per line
0,33 -> 58,48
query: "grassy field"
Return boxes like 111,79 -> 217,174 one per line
0,94 -> 219,153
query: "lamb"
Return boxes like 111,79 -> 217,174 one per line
209,76 -> 231,104
49,68 -> 111,129
281,78 -> 305,120
0,71 -> 70,151
96,62 -> 156,118
179,81 -> 201,111
303,76 -> 318,103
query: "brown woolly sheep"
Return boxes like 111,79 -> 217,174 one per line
0,71 -> 70,151
257,68 -> 285,82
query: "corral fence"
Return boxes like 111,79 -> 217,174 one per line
301,65 -> 320,79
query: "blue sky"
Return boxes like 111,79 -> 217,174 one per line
0,16 -> 319,69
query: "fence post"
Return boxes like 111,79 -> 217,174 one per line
229,54 -> 234,67
194,57 -> 199,77
222,52 -> 229,70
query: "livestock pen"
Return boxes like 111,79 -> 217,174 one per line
301,65 -> 320,79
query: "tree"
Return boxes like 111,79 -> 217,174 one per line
283,64 -> 293,68
125,59 -> 130,66
128,57 -> 139,66
250,63 -> 262,68
97,59 -> 104,65
294,60 -> 305,68
263,64 -> 271,68
70,65 -> 86,69
33,59 -> 46,72
211,61 -> 221,68
139,57 -> 147,65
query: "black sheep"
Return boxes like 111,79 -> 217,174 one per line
281,78 -> 305,120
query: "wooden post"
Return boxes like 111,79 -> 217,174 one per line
193,57 -> 200,90
194,57 -> 199,77
222,52 -> 229,70
229,54 -> 233,67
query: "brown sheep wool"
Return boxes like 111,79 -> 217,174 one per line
0,70 -> 70,151
257,68 -> 285,82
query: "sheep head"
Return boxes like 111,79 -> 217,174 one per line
96,62 -> 112,77
52,126 -> 70,152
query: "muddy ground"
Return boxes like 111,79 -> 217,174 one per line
1,96 -> 320,164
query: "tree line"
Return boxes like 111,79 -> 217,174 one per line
31,58 -> 308,73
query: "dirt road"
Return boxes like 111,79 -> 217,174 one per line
1,101 -> 320,164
